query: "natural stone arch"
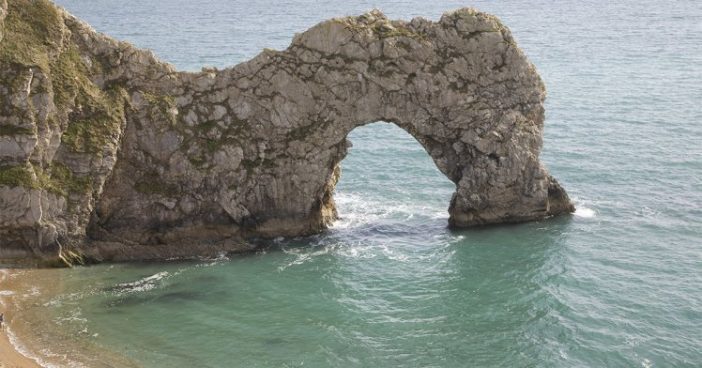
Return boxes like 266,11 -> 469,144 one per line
0,1 -> 573,262
148,9 -> 571,237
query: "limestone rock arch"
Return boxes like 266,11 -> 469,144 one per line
0,1 -> 573,261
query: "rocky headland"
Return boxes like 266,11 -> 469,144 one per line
0,0 -> 573,265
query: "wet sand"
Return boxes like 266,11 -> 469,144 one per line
0,327 -> 41,368
0,269 -> 41,368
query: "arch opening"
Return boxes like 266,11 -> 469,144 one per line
331,122 -> 455,230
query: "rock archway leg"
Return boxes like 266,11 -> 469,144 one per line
448,158 -> 573,227
316,124 -> 573,230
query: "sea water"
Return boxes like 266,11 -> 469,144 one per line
8,0 -> 702,367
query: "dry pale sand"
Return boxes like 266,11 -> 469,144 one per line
0,270 -> 41,368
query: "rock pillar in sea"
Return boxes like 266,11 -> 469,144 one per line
0,0 -> 574,262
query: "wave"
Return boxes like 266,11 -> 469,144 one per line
110,271 -> 171,294
572,197 -> 597,218
574,206 -> 596,218
331,192 -> 448,230
1,270 -> 88,368
195,252 -> 231,267
6,326 -> 71,368
271,190 -> 461,271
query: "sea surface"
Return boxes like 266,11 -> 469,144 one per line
5,0 -> 702,367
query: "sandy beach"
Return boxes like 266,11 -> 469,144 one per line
0,267 -> 143,368
0,327 -> 40,368
0,269 -> 41,368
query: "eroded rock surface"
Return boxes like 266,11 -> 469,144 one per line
0,0 -> 573,263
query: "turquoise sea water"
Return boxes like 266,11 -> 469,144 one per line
12,0 -> 702,367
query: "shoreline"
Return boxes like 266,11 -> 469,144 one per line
0,269 -> 42,368
0,267 -> 143,368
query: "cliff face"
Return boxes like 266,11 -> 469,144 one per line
0,0 -> 573,264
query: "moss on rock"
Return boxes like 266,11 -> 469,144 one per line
0,162 -> 93,198
44,162 -> 92,197
0,0 -> 63,70
0,124 -> 34,135
61,85 -> 128,153
1,1 -> 128,155
0,163 -> 38,188
134,170 -> 179,197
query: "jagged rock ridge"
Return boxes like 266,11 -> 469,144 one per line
0,0 -> 573,264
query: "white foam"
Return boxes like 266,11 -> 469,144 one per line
197,253 -> 231,267
114,271 -> 170,293
278,246 -> 333,271
379,244 -> 409,262
574,206 -> 596,218
336,244 -> 379,260
331,192 -> 448,230
571,196 -> 597,218
54,308 -> 87,326
1,271 -> 87,368
6,326 -> 65,368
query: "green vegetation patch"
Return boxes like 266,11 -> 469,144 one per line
0,162 -> 92,197
0,124 -> 34,136
194,120 -> 219,134
143,92 -> 177,125
61,115 -> 117,153
60,84 -> 128,153
0,164 -> 38,189
372,23 -> 425,40
134,170 -> 179,197
241,157 -> 277,173
51,45 -> 86,107
1,0 -> 128,154
0,0 -> 63,70
43,162 -> 92,197
51,43 -> 128,154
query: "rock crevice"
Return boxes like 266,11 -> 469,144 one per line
0,1 -> 573,263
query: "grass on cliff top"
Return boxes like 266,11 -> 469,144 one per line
53,44 -> 129,153
372,23 -> 426,40
336,17 -> 427,41
1,0 -> 128,155
0,0 -> 64,70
